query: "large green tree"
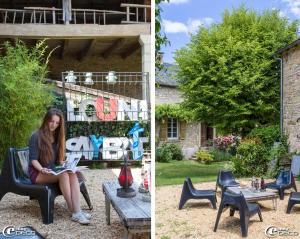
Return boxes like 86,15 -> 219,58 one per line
175,7 -> 298,135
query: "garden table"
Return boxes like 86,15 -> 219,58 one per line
102,180 -> 151,239
227,186 -> 278,210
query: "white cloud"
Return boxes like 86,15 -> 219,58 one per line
163,18 -> 214,34
163,19 -> 188,33
164,0 -> 190,4
282,0 -> 300,17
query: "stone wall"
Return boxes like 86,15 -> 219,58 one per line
155,86 -> 183,105
282,45 -> 300,152
155,121 -> 201,159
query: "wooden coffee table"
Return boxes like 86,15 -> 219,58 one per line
102,181 -> 151,239
227,186 -> 278,210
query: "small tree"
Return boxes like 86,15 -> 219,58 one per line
0,40 -> 54,162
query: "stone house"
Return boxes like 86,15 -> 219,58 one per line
278,38 -> 300,152
0,0 -> 151,161
155,63 -> 215,159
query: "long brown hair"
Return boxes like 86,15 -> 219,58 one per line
38,108 -> 65,166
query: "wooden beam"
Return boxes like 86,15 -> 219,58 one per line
0,24 -> 150,38
60,39 -> 69,59
121,42 -> 140,59
78,39 -> 97,61
101,38 -> 124,59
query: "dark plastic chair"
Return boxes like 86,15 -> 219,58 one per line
213,191 -> 263,237
286,192 -> 300,214
0,147 -> 92,224
265,170 -> 297,200
215,170 -> 240,193
178,177 -> 217,210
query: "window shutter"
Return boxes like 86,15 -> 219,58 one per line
179,120 -> 187,140
160,117 -> 167,141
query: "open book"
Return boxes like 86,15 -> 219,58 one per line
49,155 -> 81,175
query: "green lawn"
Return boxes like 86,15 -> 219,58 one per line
156,160 -> 232,187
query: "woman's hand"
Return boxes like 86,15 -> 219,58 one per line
40,168 -> 51,174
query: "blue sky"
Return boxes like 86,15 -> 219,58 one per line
160,0 -> 300,63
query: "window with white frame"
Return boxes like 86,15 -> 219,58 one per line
167,117 -> 178,139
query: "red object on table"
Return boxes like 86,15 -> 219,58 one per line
118,165 -> 133,187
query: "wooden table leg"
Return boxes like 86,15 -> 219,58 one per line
105,194 -> 110,225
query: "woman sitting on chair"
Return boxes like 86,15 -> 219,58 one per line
28,108 -> 91,225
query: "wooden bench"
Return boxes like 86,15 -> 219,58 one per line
102,181 -> 151,239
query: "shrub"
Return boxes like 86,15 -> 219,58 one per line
214,135 -> 240,154
248,125 -> 280,148
209,148 -> 232,162
155,143 -> 184,162
0,40 -> 54,162
155,146 -> 172,163
196,150 -> 213,164
164,143 -> 183,161
232,138 -> 269,176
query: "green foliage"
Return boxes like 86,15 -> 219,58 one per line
156,146 -> 172,162
0,40 -> 53,161
248,125 -> 280,148
196,150 -> 213,164
165,143 -> 184,161
155,104 -> 194,121
155,0 -> 170,68
209,148 -> 233,162
155,143 -> 184,162
232,138 -> 269,176
267,136 -> 290,177
175,6 -> 298,135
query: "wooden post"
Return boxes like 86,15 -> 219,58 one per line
63,0 -> 72,24
103,11 -> 106,25
13,11 -> 16,24
44,10 -> 46,24
93,11 -> 95,24
22,11 -> 24,24
136,7 -> 138,22
52,8 -> 56,24
144,8 -> 146,22
4,10 -> 7,23
126,6 -> 130,22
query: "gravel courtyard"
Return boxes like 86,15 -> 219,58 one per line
156,179 -> 300,239
0,168 -> 146,239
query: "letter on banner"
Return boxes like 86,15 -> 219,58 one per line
139,100 -> 148,120
89,135 -> 105,159
117,100 -> 138,121
66,99 -> 84,122
102,137 -> 129,160
66,136 -> 94,160
128,123 -> 144,160
95,97 -> 118,121
80,99 -> 99,122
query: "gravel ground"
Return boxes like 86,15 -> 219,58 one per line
0,168 -> 147,239
155,179 -> 300,239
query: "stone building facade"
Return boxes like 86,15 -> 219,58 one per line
278,39 -> 300,152
155,63 -> 214,159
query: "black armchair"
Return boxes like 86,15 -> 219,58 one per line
0,147 -> 92,224
178,177 -> 217,210
265,170 -> 297,200
215,170 -> 240,193
286,192 -> 300,214
213,191 -> 263,237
